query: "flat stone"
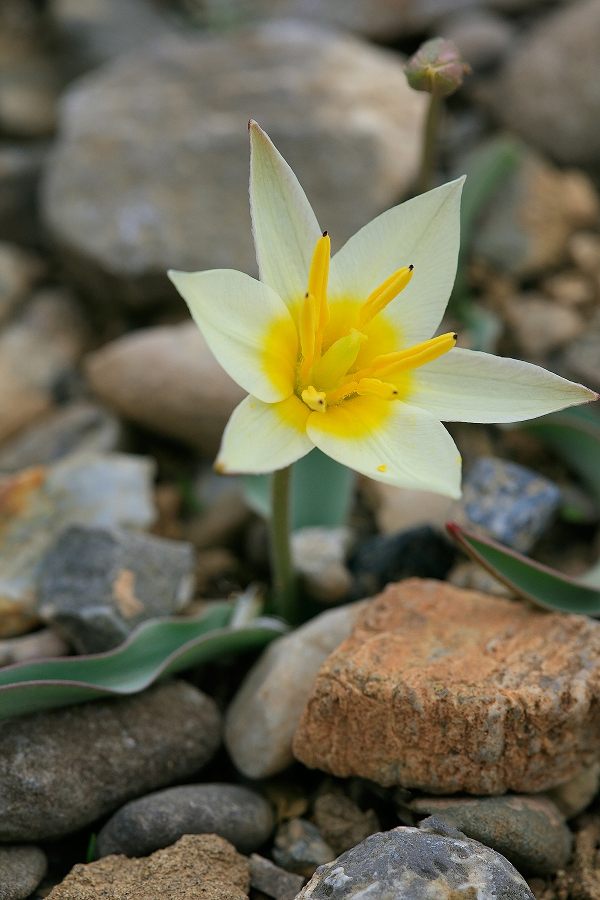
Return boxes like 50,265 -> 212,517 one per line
224,601 -> 367,780
42,20 -> 425,312
38,524 -> 194,652
296,821 -> 534,900
272,819 -> 335,878
250,854 -> 305,900
0,679 -> 221,841
293,578 -> 600,795
411,795 -> 571,875
46,833 -> 249,900
97,783 -> 274,858
313,793 -> 379,856
85,323 -> 245,456
0,845 -> 47,900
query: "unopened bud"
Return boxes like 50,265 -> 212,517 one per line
405,38 -> 472,98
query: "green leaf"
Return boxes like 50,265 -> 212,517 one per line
0,604 -> 287,720
447,521 -> 600,616
242,448 -> 355,530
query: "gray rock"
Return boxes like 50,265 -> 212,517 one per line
453,456 -> 561,553
272,819 -> 335,878
487,0 -> 600,165
291,528 -> 354,604
297,822 -> 534,900
0,628 -> 69,668
0,679 -> 221,841
0,143 -> 48,244
313,793 -> 380,856
224,601 -> 367,780
441,11 -> 515,74
0,402 -> 121,474
38,525 -> 194,653
42,20 -> 426,312
97,783 -> 274,858
0,845 -> 47,900
547,760 -> 600,820
561,314 -> 600,393
250,854 -> 305,900
411,794 -> 571,875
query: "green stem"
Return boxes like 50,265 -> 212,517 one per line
416,94 -> 443,195
270,465 -> 298,623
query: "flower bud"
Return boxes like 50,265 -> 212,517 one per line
405,38 -> 472,98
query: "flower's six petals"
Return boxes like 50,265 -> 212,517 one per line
249,121 -> 322,308
216,394 -> 314,474
306,394 -> 462,497
408,347 -> 599,423
169,268 -> 298,404
328,178 -> 464,347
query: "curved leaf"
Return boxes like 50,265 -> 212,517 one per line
0,604 -> 287,720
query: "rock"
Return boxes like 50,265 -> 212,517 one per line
547,760 -> 600,819
359,478 -> 454,536
0,452 -> 156,634
0,142 -> 47,244
47,833 -> 249,900
503,293 -> 585,359
441,11 -> 515,74
0,242 -> 43,325
569,231 -> 600,275
471,150 -> 599,278
42,21 -> 426,312
0,289 -> 88,444
488,0 -> 600,166
0,62 -> 59,139
85,323 -> 246,455
453,456 -> 561,553
0,401 -> 121,473
291,528 -> 354,604
97,783 -> 274,858
410,794 -> 571,875
542,270 -> 596,307
38,524 -> 195,653
0,679 -> 221,841
250,854 -> 305,900
313,793 -> 380,856
0,845 -> 47,900
194,548 -> 240,596
560,313 -> 600,392
224,601 -> 366,780
0,628 -> 69,668
296,822 -> 534,900
272,819 -> 335,878
447,560 -> 513,597
293,578 -> 600,795
348,526 -> 456,599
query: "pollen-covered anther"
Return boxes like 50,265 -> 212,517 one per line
358,265 -> 414,329
357,378 -> 399,400
301,385 -> 327,412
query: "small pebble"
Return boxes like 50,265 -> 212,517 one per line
272,819 -> 335,878
250,854 -> 305,900
0,845 -> 47,900
291,528 -> 354,604
313,793 -> 380,856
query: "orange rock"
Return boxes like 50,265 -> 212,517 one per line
292,578 -> 600,795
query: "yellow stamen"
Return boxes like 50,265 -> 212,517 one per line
301,385 -> 327,412
299,292 -> 317,381
313,329 -> 367,390
358,265 -> 414,329
308,233 -> 331,360
356,378 -> 399,400
372,332 -> 457,378
325,381 -> 360,404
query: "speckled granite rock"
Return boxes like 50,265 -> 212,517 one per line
293,578 -> 600,794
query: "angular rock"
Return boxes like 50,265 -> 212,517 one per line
224,601 -> 367,780
0,679 -> 221,841
250,854 -> 305,900
0,452 -> 156,634
47,833 -> 249,900
272,819 -> 335,878
454,456 -> 561,553
0,845 -> 47,900
97,783 -> 274,858
42,21 -> 426,311
85,323 -> 245,456
0,628 -> 69,668
313,793 -> 379,856
291,528 -> 354,604
487,0 -> 600,165
38,524 -> 195,652
410,795 -> 571,875
293,578 -> 600,794
297,822 -> 534,900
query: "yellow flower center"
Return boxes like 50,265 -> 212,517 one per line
295,234 -> 456,413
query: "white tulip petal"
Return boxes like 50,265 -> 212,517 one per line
329,179 -> 464,346
216,395 -> 314,474
408,347 -> 599,423
169,268 -> 298,404
249,121 -> 322,308
306,395 -> 462,498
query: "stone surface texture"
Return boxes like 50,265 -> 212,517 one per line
0,680 -> 221,841
293,578 -> 600,795
85,323 -> 245,456
42,21 -> 426,309
297,821 -> 534,900
291,527 -> 354,604
272,818 -> 335,878
97,783 -> 274,858
0,845 -> 47,900
250,854 -> 305,900
547,760 -> 600,820
313,793 -> 380,856
224,601 -> 367,780
410,794 -> 571,875
46,833 -> 249,900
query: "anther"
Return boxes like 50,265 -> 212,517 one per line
301,385 -> 327,413
358,266 -> 414,329
357,378 -> 399,400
